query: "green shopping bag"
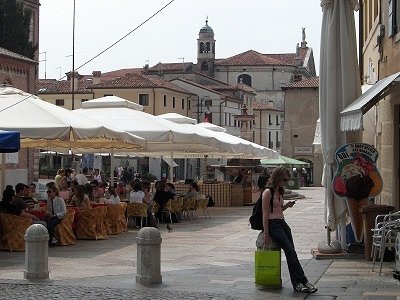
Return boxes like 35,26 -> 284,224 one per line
254,249 -> 282,288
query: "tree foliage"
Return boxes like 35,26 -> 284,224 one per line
0,0 -> 37,59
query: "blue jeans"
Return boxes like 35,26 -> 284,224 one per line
268,219 -> 308,287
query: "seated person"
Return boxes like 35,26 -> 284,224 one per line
69,185 -> 92,211
28,183 -> 40,200
90,179 -> 104,202
58,176 -> 70,203
68,180 -> 79,204
166,183 -> 176,197
101,186 -> 120,205
153,181 -> 174,221
0,188 -> 44,223
12,183 -> 32,210
130,181 -> 145,203
84,182 -> 94,202
141,181 -> 153,213
45,186 -> 67,245
183,182 -> 200,200
115,182 -> 126,198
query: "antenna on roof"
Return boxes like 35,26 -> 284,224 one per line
178,57 -> 184,63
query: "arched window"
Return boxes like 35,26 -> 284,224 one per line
201,61 -> 209,71
200,42 -> 205,53
205,42 -> 211,53
237,74 -> 252,86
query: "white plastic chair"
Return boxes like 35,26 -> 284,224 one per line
371,211 -> 400,275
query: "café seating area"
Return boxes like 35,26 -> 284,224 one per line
0,193 -> 211,251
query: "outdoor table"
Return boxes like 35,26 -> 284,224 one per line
28,210 -> 46,221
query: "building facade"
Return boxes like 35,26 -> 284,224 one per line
353,0 -> 400,209
281,77 -> 322,186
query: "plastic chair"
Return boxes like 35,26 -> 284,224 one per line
371,211 -> 400,275
126,202 -> 148,227
153,200 -> 172,224
196,194 -> 211,219
170,197 -> 183,221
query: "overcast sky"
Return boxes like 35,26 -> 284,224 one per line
39,0 -> 327,80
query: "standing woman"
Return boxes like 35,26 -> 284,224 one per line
261,166 -> 317,294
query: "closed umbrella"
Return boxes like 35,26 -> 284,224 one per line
319,0 -> 361,250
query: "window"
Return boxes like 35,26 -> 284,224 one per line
237,74 -> 252,86
139,94 -> 149,106
276,131 -> 279,146
181,99 -> 185,109
163,95 -> 167,107
269,115 -> 273,125
268,131 -> 272,148
172,97 -> 175,108
388,0 -> 400,36
55,99 -> 64,106
276,115 -> 280,125
188,99 -> 191,110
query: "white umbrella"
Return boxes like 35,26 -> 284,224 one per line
0,87 -> 146,151
319,0 -> 361,250
74,96 -> 232,154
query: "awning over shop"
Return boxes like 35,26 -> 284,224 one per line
162,157 -> 178,168
340,71 -> 400,131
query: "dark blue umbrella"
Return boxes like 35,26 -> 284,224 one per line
0,130 -> 20,153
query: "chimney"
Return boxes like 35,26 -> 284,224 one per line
92,71 -> 101,85
67,71 -> 79,92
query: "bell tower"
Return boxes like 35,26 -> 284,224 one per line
197,18 -> 215,77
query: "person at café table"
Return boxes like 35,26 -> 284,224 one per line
101,186 -> 120,205
129,181 -> 145,203
12,183 -> 31,211
115,182 -> 126,199
58,176 -> 70,203
28,183 -> 40,200
153,181 -> 174,222
45,186 -> 67,245
69,185 -> 92,211
90,179 -> 104,202
0,188 -> 44,224
68,180 -> 79,204
183,182 -> 200,200
141,181 -> 153,213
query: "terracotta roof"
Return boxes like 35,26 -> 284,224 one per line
282,77 -> 319,89
216,48 -> 308,67
91,73 -> 195,95
253,101 -> 284,111
37,79 -> 92,94
148,62 -> 194,73
100,68 -> 143,80
171,78 -> 242,103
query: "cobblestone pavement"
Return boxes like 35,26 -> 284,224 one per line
0,187 -> 399,299
0,282 -> 236,300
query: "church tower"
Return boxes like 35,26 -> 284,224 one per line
197,18 -> 215,77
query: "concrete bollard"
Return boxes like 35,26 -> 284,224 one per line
24,224 -> 49,280
136,227 -> 162,285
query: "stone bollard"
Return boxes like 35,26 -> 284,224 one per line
24,224 -> 49,280
136,227 -> 162,285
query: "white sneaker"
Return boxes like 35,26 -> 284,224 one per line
50,237 -> 58,245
